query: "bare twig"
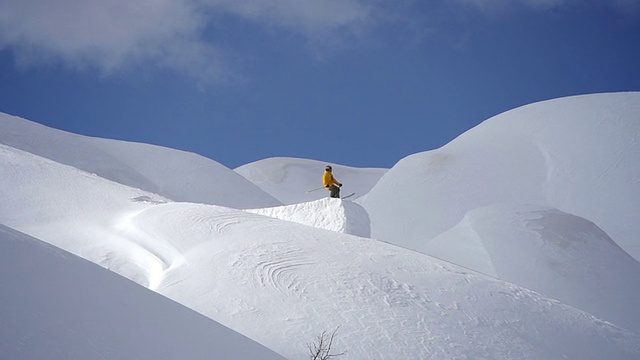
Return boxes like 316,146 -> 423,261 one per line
307,326 -> 346,360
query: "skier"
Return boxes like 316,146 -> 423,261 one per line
323,165 -> 343,198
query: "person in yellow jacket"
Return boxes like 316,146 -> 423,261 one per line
322,165 -> 342,198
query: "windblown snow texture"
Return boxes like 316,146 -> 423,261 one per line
2,92 -> 640,359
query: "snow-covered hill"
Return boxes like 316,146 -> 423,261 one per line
6,142 -> 639,358
0,113 -> 280,209
148,201 -> 640,359
235,157 -> 387,204
358,92 -> 640,261
0,144 -> 172,288
424,203 -> 640,333
2,92 -> 640,359
0,224 -> 284,360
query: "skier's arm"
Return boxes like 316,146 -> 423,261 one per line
333,175 -> 342,187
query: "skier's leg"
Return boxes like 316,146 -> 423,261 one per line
330,185 -> 340,198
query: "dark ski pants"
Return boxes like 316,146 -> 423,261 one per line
329,185 -> 341,198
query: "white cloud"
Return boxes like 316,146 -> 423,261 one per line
0,0 -> 377,81
0,0 -> 205,72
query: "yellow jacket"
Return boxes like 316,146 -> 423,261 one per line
323,170 -> 342,189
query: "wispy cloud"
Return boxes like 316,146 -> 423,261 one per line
0,1 -> 204,72
5,0 -> 633,82
0,0 -> 378,81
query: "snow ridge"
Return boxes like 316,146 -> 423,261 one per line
247,197 -> 371,238
359,92 -> 640,260
0,113 -> 280,209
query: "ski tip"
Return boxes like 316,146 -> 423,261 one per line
341,192 -> 356,200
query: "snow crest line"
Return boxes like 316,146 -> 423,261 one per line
114,209 -> 185,290
246,197 -> 371,237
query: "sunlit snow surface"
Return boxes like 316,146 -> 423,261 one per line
359,92 -> 640,261
426,203 -> 640,333
0,114 -> 280,209
2,93 -> 640,359
247,197 -> 371,237
0,225 -> 285,360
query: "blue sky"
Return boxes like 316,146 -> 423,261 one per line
1,0 -> 639,169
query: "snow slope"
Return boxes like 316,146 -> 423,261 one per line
235,157 -> 387,204
0,224 -> 284,360
425,203 -> 640,333
0,113 -> 280,209
2,92 -> 640,359
1,138 -> 640,359
0,137 -> 640,359
115,201 -> 640,359
0,143 -> 172,288
247,197 -> 371,237
359,92 -> 640,261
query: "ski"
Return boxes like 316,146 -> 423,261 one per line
341,192 -> 356,200
306,186 -> 326,193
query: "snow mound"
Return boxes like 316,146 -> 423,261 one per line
425,203 -> 640,333
133,203 -> 640,360
0,143 -> 175,289
0,224 -> 284,360
0,113 -> 280,209
247,197 -> 371,237
359,92 -> 640,260
235,157 -> 387,205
